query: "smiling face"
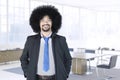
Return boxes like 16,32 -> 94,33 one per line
40,15 -> 52,32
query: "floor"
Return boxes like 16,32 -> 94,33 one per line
0,61 -> 26,80
0,60 -> 120,80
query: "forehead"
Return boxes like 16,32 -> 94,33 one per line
42,15 -> 51,19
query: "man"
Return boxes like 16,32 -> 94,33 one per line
20,5 -> 72,80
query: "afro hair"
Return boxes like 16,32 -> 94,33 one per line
29,5 -> 62,33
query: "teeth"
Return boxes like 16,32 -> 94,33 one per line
43,26 -> 48,28
43,24 -> 47,26
43,24 -> 49,27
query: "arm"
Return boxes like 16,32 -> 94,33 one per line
61,37 -> 72,78
20,37 -> 30,77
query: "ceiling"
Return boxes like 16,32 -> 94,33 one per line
40,0 -> 120,11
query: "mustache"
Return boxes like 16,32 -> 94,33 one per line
42,24 -> 50,27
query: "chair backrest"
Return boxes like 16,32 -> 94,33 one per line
69,48 -> 74,52
85,49 -> 95,53
85,49 -> 95,60
109,55 -> 117,68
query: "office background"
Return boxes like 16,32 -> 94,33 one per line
0,0 -> 120,80
0,0 -> 120,50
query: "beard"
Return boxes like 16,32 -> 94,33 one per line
41,24 -> 51,32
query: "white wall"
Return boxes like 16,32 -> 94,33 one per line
1,1 -> 120,51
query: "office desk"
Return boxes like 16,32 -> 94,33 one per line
71,53 -> 110,75
72,55 -> 87,75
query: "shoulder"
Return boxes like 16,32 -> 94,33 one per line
54,34 -> 66,40
54,34 -> 65,38
27,34 -> 40,40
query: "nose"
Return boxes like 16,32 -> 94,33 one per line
43,20 -> 49,24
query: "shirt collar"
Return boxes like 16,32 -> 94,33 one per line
41,32 -> 52,38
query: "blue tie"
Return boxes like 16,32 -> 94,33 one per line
43,37 -> 49,71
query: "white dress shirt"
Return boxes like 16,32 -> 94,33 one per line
37,33 -> 55,76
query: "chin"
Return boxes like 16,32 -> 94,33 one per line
42,29 -> 51,32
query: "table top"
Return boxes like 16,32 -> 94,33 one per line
72,52 -> 111,60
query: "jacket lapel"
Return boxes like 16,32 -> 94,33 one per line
33,34 -> 41,65
51,33 -> 57,59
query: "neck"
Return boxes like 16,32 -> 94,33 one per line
41,31 -> 52,37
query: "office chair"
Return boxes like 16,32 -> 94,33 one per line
85,49 -> 95,74
96,55 -> 118,80
69,48 -> 74,52
69,48 -> 74,58
85,49 -> 95,59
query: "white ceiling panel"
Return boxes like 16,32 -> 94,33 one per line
40,0 -> 120,11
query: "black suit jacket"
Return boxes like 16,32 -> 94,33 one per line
20,33 -> 72,80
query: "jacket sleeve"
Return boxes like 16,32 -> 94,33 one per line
60,37 -> 72,78
20,36 -> 30,77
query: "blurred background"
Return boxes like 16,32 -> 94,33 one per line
1,0 -> 120,50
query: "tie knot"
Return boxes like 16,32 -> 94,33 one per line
44,37 -> 49,42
